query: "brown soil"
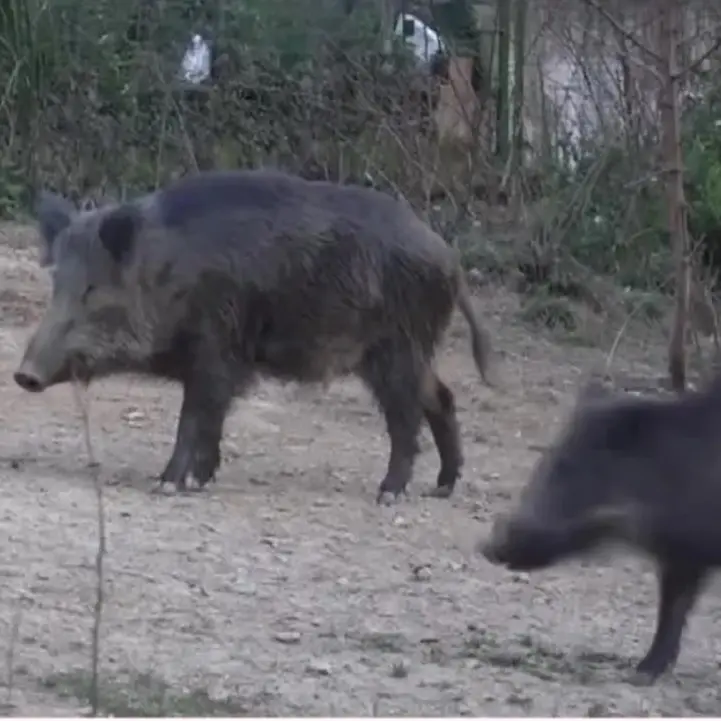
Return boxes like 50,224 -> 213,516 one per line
0,224 -> 719,716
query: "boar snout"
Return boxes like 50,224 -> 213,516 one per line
15,320 -> 76,393
14,364 -> 46,392
478,513 -> 513,565
479,512 -> 570,572
15,338 -> 55,393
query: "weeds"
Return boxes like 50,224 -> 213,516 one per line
41,670 -> 255,717
72,383 -> 106,717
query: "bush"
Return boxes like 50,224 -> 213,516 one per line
530,69 -> 721,295
0,0 -> 446,212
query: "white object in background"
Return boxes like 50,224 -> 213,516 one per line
394,13 -> 442,66
181,33 -> 211,84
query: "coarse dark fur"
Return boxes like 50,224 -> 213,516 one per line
479,377 -> 721,685
16,169 -> 494,504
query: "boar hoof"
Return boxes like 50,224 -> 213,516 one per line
421,485 -> 454,500
151,481 -> 179,496
376,489 -> 404,506
183,474 -> 209,493
628,669 -> 661,687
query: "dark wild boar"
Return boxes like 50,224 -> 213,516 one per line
15,169 -> 494,503
479,378 -> 721,685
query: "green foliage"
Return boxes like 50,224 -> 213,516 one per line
3,0 -> 717,312
519,292 -> 577,331
0,158 -> 23,216
683,79 -> 721,269
525,73 -> 721,296
529,138 -> 671,293
0,0 -> 444,215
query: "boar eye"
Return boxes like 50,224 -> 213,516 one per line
81,284 -> 96,302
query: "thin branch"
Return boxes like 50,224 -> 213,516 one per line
673,36 -> 721,80
580,0 -> 664,68
73,383 -> 106,718
3,600 -> 22,713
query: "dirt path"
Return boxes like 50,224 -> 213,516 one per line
0,226 -> 720,716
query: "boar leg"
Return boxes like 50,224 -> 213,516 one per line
160,369 -> 235,491
161,406 -> 197,491
631,562 -> 706,685
420,372 -> 462,499
360,340 -> 424,505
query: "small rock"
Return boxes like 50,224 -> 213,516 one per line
586,702 -> 608,717
188,582 -> 209,597
274,631 -> 301,645
122,408 -> 146,428
392,515 -> 408,527
411,564 -> 432,582
507,692 -> 531,708
306,659 -> 332,676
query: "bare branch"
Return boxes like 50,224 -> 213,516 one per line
673,36 -> 721,80
580,0 -> 664,69
73,383 -> 106,717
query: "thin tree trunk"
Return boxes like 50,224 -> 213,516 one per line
659,0 -> 690,392
378,0 -> 395,55
509,0 -> 527,208
495,0 -> 511,161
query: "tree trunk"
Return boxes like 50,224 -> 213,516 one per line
378,0 -> 395,55
495,0 -> 511,161
509,0 -> 527,208
659,0 -> 690,393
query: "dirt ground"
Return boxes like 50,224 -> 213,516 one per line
1,221 -> 721,717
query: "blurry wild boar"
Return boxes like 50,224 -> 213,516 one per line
15,170 -> 494,503
480,378 -> 721,685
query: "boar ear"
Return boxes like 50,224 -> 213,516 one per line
98,205 -> 141,265
34,190 -> 77,267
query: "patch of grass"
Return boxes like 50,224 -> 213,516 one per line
461,628 -> 502,655
620,289 -> 668,324
458,630 -> 631,684
355,631 -> 408,654
41,670 -> 259,717
519,293 -> 578,332
389,660 -> 409,679
421,641 -> 449,666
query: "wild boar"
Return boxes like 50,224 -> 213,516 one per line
479,378 -> 721,685
15,169 -> 494,504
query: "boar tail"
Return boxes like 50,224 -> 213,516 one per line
456,273 -> 495,388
